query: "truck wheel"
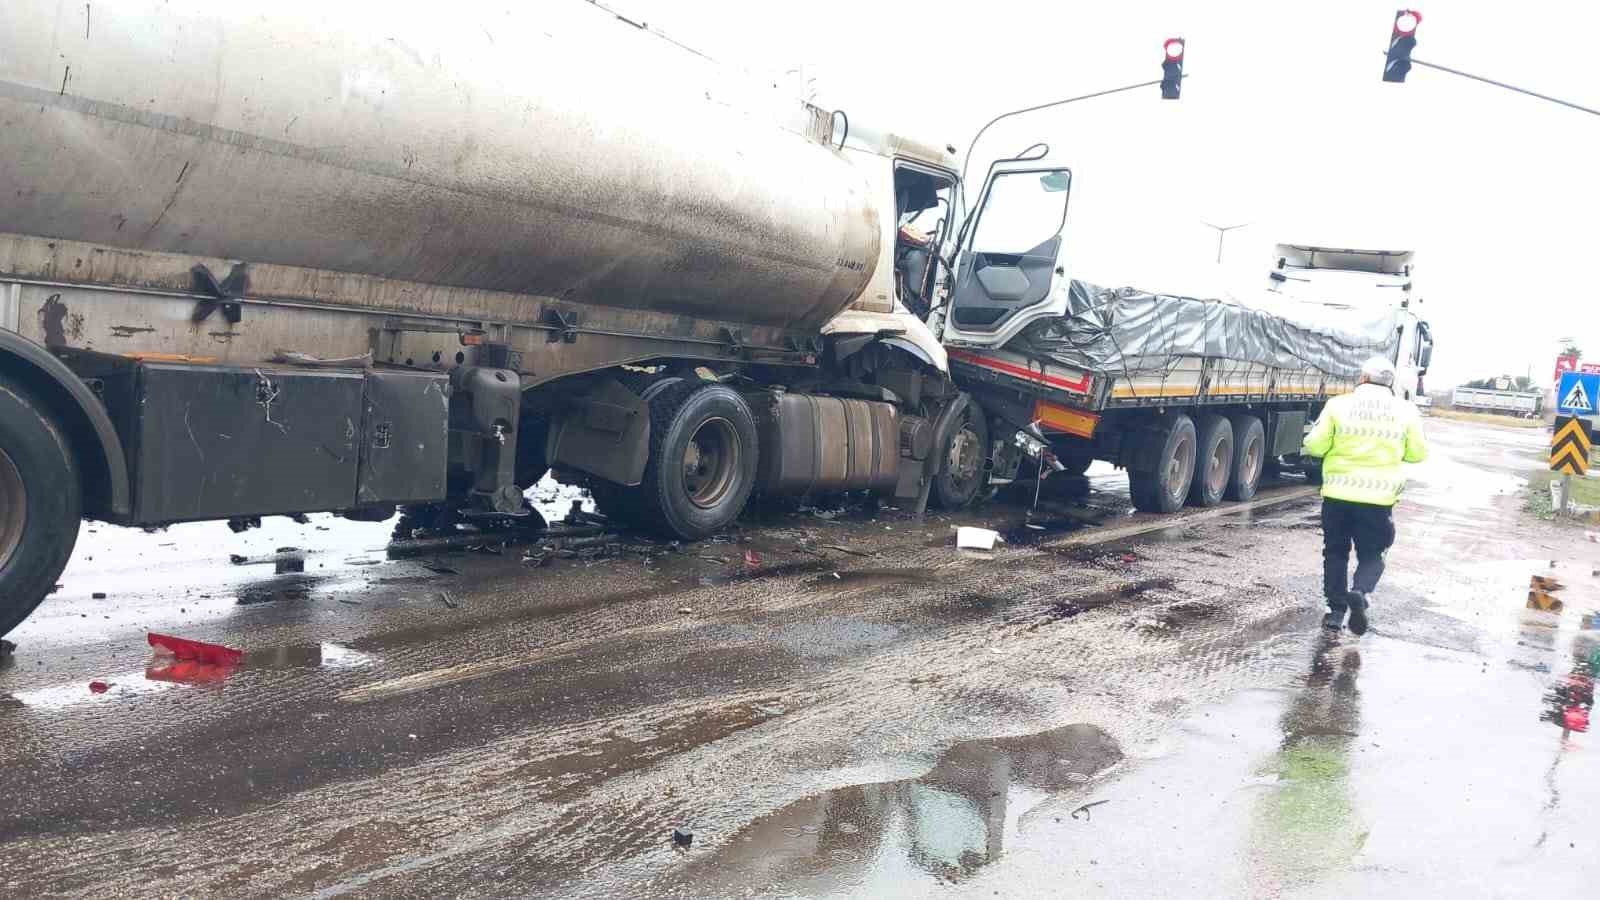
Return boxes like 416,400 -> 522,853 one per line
634,383 -> 758,540
1129,414 -> 1196,514
932,404 -> 989,509
1224,414 -> 1266,501
1188,415 -> 1234,508
0,376 -> 82,636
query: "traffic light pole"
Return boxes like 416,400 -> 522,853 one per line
959,76 -> 1181,189
1405,57 -> 1600,118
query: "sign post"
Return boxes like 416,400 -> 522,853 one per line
1550,413 -> 1592,517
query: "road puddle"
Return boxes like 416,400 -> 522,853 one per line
2,642 -> 372,710
661,724 -> 1121,895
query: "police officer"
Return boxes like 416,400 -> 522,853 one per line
1301,356 -> 1427,635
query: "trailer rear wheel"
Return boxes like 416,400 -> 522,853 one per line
1129,414 -> 1196,514
932,404 -> 990,509
1223,414 -> 1266,501
0,376 -> 82,636
633,382 -> 758,540
1187,415 -> 1234,508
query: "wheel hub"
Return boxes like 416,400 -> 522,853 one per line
0,447 -> 25,573
1167,436 -> 1194,501
948,426 -> 981,481
682,417 -> 740,509
1208,443 -> 1228,492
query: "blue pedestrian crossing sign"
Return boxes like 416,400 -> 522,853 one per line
1558,371 -> 1598,415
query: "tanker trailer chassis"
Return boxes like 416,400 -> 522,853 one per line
0,248 -> 974,634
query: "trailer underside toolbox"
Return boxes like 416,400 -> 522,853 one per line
88,360 -> 449,525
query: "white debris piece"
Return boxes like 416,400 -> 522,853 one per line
956,527 -> 1003,550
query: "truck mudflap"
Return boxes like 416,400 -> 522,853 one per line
946,347 -> 1097,404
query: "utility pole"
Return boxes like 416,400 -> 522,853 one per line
1201,222 -> 1249,264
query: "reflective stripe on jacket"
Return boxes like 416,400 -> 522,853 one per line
1302,383 -> 1427,506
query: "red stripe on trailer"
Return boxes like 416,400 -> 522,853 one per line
947,349 -> 1092,394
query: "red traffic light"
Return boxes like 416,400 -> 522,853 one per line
1392,9 -> 1421,37
1164,38 -> 1185,61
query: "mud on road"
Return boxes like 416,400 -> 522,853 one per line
1,417 -> 1596,898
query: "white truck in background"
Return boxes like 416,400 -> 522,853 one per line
1267,245 -> 1434,403
1450,387 -> 1543,417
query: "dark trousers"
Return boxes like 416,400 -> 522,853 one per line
1321,498 -> 1396,611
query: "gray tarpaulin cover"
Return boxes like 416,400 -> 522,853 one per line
1011,280 -> 1400,379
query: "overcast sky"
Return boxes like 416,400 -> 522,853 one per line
606,0 -> 1599,389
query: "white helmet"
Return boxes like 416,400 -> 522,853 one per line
1360,356 -> 1397,387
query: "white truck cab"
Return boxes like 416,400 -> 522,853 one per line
1268,244 -> 1435,403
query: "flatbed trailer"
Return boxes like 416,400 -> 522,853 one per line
948,335 -> 1369,514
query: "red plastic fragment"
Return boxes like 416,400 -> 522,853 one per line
88,680 -> 110,694
743,550 -> 762,567
1120,554 -> 1137,563
147,632 -> 243,667
145,660 -> 235,684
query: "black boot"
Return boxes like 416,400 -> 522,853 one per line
1322,606 -> 1346,631
1347,592 -> 1369,636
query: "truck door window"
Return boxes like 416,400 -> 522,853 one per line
945,167 -> 1070,333
969,170 -> 1070,255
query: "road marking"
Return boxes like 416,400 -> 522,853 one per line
1042,485 -> 1320,549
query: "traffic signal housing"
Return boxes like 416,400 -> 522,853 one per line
1161,38 -> 1184,99
1384,10 -> 1421,83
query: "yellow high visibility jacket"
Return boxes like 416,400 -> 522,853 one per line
1302,383 -> 1427,506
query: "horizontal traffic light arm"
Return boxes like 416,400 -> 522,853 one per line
1394,54 -> 1600,117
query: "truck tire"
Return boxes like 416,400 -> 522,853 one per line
1129,414 -> 1196,514
1188,414 -> 1234,508
632,382 -> 758,540
1224,414 -> 1267,501
0,375 -> 82,636
932,403 -> 990,509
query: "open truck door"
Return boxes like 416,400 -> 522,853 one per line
941,163 -> 1073,347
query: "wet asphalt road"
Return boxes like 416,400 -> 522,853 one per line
1,417 -> 1597,898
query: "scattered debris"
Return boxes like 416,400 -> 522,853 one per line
0,639 -> 14,658
275,548 -> 306,574
438,591 -> 460,610
956,526 -> 1002,550
743,550 -> 762,567
91,592 -> 107,600
337,598 -> 364,606
1070,799 -> 1110,821
672,828 -> 694,848
678,607 -> 693,615
1121,554 -> 1137,563
88,681 -> 111,694
230,554 -> 248,565
148,632 -> 244,667
422,563 -> 461,576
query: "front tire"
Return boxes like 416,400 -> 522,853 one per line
1129,414 -> 1196,514
932,402 -> 990,509
0,375 -> 82,636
